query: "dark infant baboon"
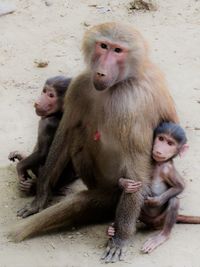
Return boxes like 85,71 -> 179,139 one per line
9,76 -> 76,198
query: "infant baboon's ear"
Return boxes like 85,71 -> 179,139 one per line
179,144 -> 189,158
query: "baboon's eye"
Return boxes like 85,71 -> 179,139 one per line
167,141 -> 174,146
101,43 -> 107,49
114,47 -> 122,53
49,93 -> 54,98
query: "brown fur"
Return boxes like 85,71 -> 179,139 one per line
9,22 -> 178,262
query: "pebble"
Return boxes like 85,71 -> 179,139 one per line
45,1 -> 53,7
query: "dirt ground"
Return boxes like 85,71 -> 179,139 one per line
0,0 -> 200,266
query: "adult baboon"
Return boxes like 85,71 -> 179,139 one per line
10,22 -> 178,262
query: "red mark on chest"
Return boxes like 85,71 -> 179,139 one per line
94,130 -> 101,141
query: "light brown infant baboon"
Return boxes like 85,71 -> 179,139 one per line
108,122 -> 200,254
10,22 -> 179,262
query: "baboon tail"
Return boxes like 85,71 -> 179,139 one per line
8,192 -> 87,242
177,214 -> 200,224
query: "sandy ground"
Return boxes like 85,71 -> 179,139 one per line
0,0 -> 200,266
